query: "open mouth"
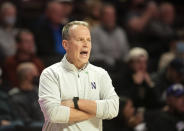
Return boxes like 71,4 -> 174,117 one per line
80,51 -> 88,57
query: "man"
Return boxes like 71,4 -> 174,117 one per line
0,67 -> 24,131
91,3 -> 129,69
0,2 -> 18,60
118,47 -> 158,109
152,58 -> 184,105
38,21 -> 119,131
3,29 -> 44,87
35,0 -> 66,56
145,84 -> 184,131
10,62 -> 43,130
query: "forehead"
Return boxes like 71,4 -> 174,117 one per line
69,25 -> 90,38
21,32 -> 33,38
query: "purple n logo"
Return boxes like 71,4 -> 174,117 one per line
91,82 -> 96,89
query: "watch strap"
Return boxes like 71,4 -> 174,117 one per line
73,97 -> 79,110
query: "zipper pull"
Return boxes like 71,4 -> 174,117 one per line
78,74 -> 80,78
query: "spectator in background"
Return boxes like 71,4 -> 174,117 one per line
0,2 -> 18,61
60,0 -> 73,24
3,29 -> 44,87
91,3 -> 129,71
159,2 -> 175,31
10,63 -> 43,130
118,47 -> 158,109
0,67 -> 23,131
145,84 -> 184,131
125,0 -> 160,72
158,37 -> 178,70
34,0 -> 66,58
85,0 -> 102,29
126,0 -> 157,33
144,2 -> 176,71
104,97 -> 145,131
152,58 -> 184,106
159,40 -> 184,70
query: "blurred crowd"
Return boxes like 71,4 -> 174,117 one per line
0,0 -> 184,131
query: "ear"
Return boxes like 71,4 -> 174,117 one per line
62,40 -> 69,51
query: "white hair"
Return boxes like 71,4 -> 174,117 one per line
127,47 -> 149,61
62,21 -> 89,40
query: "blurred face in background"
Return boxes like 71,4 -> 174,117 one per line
61,2 -> 73,18
26,66 -> 39,84
89,1 -> 102,20
18,32 -> 35,55
1,3 -> 16,26
147,1 -> 159,19
131,55 -> 148,72
160,3 -> 175,25
132,0 -> 144,5
46,2 -> 65,25
167,95 -> 184,113
167,67 -> 184,83
101,5 -> 116,30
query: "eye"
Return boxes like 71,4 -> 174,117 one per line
87,38 -> 91,42
77,38 -> 84,41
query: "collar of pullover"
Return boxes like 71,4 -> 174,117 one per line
61,55 -> 89,72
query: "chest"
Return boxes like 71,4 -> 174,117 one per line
58,71 -> 100,100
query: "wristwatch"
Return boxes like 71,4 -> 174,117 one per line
73,97 -> 79,110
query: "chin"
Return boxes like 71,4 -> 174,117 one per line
80,59 -> 88,65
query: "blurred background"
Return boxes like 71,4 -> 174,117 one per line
1,0 -> 184,130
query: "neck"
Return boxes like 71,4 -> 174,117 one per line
66,55 -> 86,69
17,52 -> 31,61
19,81 -> 33,91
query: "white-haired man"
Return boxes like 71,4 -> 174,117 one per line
38,21 -> 119,131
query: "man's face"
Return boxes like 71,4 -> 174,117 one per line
2,6 -> 16,26
18,32 -> 35,54
47,2 -> 64,24
160,4 -> 175,25
167,67 -> 184,83
168,95 -> 184,113
101,6 -> 116,30
63,25 -> 91,68
131,56 -> 147,72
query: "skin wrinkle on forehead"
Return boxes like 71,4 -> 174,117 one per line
68,25 -> 89,40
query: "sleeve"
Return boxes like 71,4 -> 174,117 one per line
38,69 -> 70,123
95,71 -> 119,119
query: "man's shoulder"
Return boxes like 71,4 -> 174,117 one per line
91,25 -> 103,33
88,63 -> 107,76
41,62 -> 62,75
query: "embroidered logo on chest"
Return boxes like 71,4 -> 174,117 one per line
91,82 -> 96,89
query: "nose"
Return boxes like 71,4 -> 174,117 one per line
83,39 -> 88,47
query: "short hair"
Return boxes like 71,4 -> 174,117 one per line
62,21 -> 89,40
16,62 -> 37,82
0,2 -> 16,13
15,29 -> 33,43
